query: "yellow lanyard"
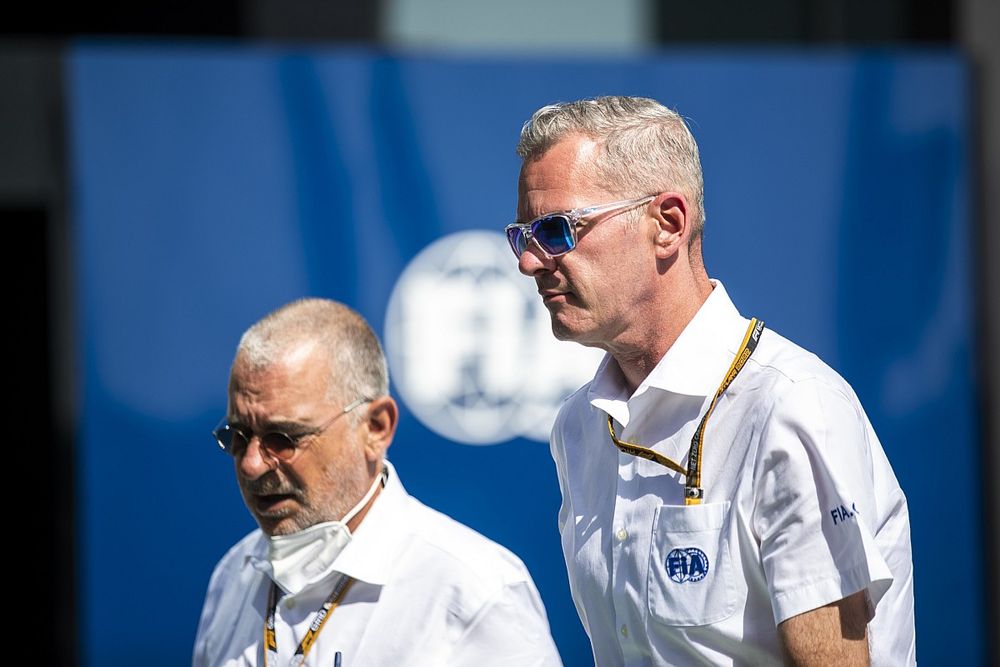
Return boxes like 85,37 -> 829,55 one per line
608,318 -> 765,505
264,574 -> 355,667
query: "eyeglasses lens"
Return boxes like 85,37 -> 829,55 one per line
217,426 -> 297,460
260,433 -> 297,459
506,227 -> 528,257
533,215 -> 574,256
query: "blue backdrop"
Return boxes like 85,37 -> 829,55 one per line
69,44 -> 979,665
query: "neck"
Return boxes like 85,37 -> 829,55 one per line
609,268 -> 713,394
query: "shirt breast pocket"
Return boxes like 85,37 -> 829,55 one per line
647,501 -> 739,626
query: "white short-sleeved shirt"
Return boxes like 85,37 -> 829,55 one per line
551,281 -> 915,666
193,462 -> 563,667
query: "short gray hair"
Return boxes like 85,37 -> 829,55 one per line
233,298 -> 388,404
517,96 -> 705,239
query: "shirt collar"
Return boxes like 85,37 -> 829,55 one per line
326,459 -> 403,587
589,280 -> 748,415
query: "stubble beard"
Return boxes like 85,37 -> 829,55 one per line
293,464 -> 371,534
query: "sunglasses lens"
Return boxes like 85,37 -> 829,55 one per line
215,426 -> 248,456
260,432 -> 297,460
533,215 -> 575,256
214,423 -> 298,460
506,226 -> 528,257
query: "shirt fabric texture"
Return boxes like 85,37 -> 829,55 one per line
551,281 -> 915,666
193,462 -> 563,667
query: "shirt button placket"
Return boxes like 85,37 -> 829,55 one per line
611,457 -> 635,657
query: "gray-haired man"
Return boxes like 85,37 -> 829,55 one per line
506,96 -> 915,666
194,298 -> 562,666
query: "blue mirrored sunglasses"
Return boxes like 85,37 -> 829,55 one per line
505,195 -> 655,258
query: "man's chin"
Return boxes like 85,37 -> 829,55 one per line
550,318 -> 589,344
549,316 -> 608,351
550,323 -> 575,342
544,298 -> 593,340
251,503 -> 305,536
257,514 -> 304,537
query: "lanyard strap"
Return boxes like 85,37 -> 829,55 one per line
264,574 -> 356,667
685,317 -> 764,504
607,318 -> 765,505
606,417 -> 688,475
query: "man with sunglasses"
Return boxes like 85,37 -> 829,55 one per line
508,96 -> 914,666
194,298 -> 562,666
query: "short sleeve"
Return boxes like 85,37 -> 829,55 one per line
752,378 -> 893,624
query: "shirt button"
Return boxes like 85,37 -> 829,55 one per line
620,624 -> 629,638
616,528 -> 628,542
284,598 -> 296,609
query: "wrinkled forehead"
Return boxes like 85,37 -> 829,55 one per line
228,341 -> 335,409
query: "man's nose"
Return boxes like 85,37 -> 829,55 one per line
237,438 -> 277,479
517,243 -> 556,276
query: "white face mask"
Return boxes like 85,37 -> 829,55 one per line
266,469 -> 385,595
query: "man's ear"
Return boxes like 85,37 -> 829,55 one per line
363,396 -> 398,463
652,192 -> 689,260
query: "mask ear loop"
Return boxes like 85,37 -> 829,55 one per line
340,465 -> 388,531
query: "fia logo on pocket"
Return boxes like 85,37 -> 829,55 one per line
666,547 -> 710,583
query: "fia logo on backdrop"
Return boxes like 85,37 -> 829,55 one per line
384,231 -> 605,445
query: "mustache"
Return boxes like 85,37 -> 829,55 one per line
243,474 -> 302,497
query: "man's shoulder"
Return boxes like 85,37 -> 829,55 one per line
552,380 -> 595,429
197,527 -> 266,619
751,325 -> 857,399
210,527 -> 265,574
412,510 -> 523,571
401,494 -> 532,582
359,479 -> 547,625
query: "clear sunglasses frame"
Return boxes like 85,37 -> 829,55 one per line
505,194 -> 655,258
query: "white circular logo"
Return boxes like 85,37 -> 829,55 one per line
384,231 -> 605,445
